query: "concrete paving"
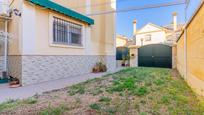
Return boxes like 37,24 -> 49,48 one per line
0,68 -> 123,103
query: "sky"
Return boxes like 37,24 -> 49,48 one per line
116,0 -> 202,38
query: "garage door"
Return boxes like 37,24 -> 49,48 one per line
138,44 -> 172,68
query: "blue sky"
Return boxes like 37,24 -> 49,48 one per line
116,0 -> 201,38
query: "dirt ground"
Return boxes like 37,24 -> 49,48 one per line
0,68 -> 204,115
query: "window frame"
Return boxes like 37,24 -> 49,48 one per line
145,34 -> 152,41
49,13 -> 86,49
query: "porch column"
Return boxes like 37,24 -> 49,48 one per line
129,45 -> 139,67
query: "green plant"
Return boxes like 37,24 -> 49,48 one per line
104,107 -> 116,114
90,88 -> 103,96
108,77 -> 136,93
140,112 -> 148,115
133,86 -> 148,96
40,105 -> 69,115
68,84 -> 85,95
24,98 -> 37,104
99,96 -> 111,103
160,95 -> 170,104
89,103 -> 101,111
0,99 -> 19,112
154,79 -> 165,85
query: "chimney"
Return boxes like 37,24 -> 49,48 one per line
172,12 -> 177,31
133,19 -> 137,35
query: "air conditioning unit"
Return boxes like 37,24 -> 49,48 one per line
0,0 -> 9,16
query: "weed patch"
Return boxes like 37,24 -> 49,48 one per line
68,84 -> 85,95
1,67 -> 204,115
24,98 -> 38,104
133,86 -> 149,96
99,96 -> 111,103
89,103 -> 101,111
40,104 -> 69,115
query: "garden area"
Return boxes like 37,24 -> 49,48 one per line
0,67 -> 204,115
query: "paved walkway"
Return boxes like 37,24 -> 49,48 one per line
0,68 -> 123,103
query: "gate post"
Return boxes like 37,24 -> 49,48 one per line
129,45 -> 139,67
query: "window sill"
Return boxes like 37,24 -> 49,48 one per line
50,44 -> 84,49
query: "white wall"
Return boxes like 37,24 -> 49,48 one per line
136,31 -> 166,46
136,24 -> 166,46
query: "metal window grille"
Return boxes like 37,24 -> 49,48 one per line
53,17 -> 82,46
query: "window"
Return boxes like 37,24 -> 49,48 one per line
53,17 -> 82,46
145,34 -> 151,41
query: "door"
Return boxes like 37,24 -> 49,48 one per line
138,44 -> 172,68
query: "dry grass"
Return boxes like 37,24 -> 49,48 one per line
0,67 -> 204,115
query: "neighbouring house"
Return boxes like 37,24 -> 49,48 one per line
177,1 -> 204,96
116,34 -> 134,47
134,12 -> 184,47
116,35 -> 128,47
0,0 -> 116,86
128,13 -> 184,69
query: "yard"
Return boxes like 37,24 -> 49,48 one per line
0,67 -> 204,115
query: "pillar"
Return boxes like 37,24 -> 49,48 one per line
129,45 -> 139,67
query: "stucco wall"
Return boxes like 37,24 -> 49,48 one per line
136,24 -> 166,46
5,0 -> 116,56
116,37 -> 127,47
177,34 -> 185,77
19,0 -> 115,56
8,0 -> 23,55
177,4 -> 204,96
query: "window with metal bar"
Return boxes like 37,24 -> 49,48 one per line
53,17 -> 82,46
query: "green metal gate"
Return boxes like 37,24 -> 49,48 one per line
138,44 -> 172,68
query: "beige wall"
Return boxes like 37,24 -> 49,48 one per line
29,0 -> 115,55
116,36 -> 127,47
8,0 -> 116,56
177,4 -> 204,96
3,0 -> 23,55
10,0 -> 23,55
177,34 -> 184,77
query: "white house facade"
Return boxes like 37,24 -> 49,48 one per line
133,12 -> 183,47
135,23 -> 167,46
